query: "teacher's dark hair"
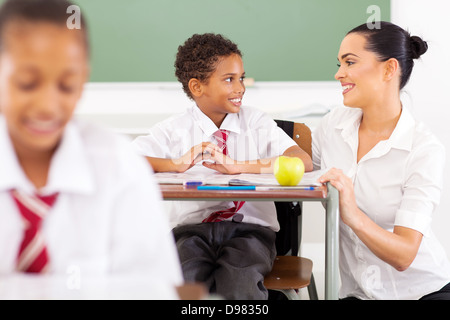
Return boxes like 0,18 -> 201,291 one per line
348,21 -> 427,90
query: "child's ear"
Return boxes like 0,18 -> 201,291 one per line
188,78 -> 203,98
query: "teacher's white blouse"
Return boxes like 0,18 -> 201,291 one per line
313,105 -> 450,300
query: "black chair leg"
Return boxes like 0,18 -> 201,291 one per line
307,273 -> 319,300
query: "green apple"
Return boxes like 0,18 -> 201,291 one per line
273,156 -> 305,186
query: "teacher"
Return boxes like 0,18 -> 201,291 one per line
314,21 -> 450,300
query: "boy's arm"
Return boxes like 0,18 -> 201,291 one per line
282,145 -> 313,171
146,142 -> 213,173
202,144 -> 313,174
145,157 -> 185,173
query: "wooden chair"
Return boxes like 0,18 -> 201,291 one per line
264,120 -> 318,300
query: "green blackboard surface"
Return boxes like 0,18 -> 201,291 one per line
1,0 -> 390,82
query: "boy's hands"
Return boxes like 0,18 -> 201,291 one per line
201,144 -> 240,174
149,142 -> 240,173
174,142 -> 214,173
149,142 -> 310,175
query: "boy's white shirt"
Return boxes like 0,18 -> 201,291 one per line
0,116 -> 183,297
133,105 -> 297,231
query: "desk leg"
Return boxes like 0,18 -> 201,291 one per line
325,183 -> 339,300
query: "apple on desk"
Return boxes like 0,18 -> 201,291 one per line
273,156 -> 305,186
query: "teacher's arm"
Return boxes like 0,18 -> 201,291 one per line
319,168 -> 423,272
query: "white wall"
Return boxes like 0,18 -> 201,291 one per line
76,81 -> 341,135
391,0 -> 450,258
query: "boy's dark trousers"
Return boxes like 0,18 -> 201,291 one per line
173,221 -> 276,300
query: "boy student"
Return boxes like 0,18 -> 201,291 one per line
133,33 -> 312,299
0,0 -> 182,297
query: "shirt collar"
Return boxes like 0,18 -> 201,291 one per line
0,116 -> 95,196
0,116 -> 33,193
333,107 -> 363,149
334,107 -> 363,139
44,120 -> 96,195
191,104 -> 241,137
335,105 -> 415,154
387,106 -> 415,151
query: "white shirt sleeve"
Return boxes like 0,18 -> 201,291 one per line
252,112 -> 297,158
132,124 -> 172,158
394,136 -> 446,236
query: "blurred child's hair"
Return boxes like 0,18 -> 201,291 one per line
175,33 -> 242,99
0,0 -> 89,54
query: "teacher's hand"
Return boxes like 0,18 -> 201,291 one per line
319,168 -> 361,229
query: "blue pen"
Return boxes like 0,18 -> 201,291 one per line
197,186 -> 256,190
183,180 -> 204,188
197,186 -> 316,191
254,186 -> 315,190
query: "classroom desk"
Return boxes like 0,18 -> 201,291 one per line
160,182 -> 340,300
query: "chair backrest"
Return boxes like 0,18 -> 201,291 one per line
292,123 -> 312,159
274,120 -> 312,158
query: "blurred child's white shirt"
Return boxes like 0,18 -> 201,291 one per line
0,116 -> 183,294
132,105 -> 297,231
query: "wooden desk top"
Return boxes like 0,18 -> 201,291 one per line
159,184 -> 327,201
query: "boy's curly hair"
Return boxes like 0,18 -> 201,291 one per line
175,33 -> 242,99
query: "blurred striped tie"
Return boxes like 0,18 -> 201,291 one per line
11,190 -> 58,273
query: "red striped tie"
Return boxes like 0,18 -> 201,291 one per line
11,190 -> 58,273
202,130 -> 245,223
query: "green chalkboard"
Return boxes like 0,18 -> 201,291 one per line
1,0 -> 391,81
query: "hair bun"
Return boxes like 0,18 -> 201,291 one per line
410,35 -> 428,59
